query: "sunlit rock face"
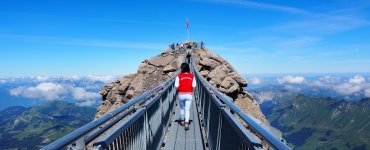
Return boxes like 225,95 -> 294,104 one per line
95,43 -> 268,126
95,49 -> 185,118
193,48 -> 269,125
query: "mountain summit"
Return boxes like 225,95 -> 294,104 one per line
95,41 -> 268,125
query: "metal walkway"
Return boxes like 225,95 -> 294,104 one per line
163,96 -> 204,150
42,45 -> 292,150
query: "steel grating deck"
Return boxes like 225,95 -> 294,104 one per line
162,97 -> 204,150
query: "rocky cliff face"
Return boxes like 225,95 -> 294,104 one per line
193,48 -> 269,125
95,44 -> 268,125
95,49 -> 185,118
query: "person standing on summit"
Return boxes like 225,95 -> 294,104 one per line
175,63 -> 196,130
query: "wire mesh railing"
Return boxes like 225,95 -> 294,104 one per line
40,85 -> 163,150
189,50 -> 292,150
92,76 -> 177,150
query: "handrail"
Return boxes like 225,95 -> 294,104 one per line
93,108 -> 146,148
220,107 -> 262,147
190,52 -> 292,150
92,75 -> 177,149
211,85 -> 290,150
43,51 -> 185,150
41,85 -> 162,149
84,107 -> 134,144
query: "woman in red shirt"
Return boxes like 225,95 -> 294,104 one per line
175,63 -> 196,130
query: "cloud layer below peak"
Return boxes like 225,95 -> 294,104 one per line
5,75 -> 114,107
277,75 -> 306,84
249,74 -> 370,100
10,82 -> 66,101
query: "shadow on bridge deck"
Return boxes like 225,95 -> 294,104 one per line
162,96 -> 204,150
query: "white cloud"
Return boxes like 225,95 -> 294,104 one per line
334,83 -> 362,95
76,100 -> 97,107
320,76 -> 341,84
210,0 -> 370,36
87,75 -> 116,83
334,75 -> 368,96
0,80 -> 6,84
284,85 -> 301,92
277,75 -> 305,84
9,81 -> 101,106
267,16 -> 369,35
249,77 -> 262,85
279,37 -> 321,48
311,76 -> 341,87
309,75 -> 370,96
210,0 -> 310,15
348,75 -> 365,84
311,81 -> 324,87
365,89 -> 370,97
62,75 -> 81,81
10,82 -> 67,101
71,87 -> 100,100
35,76 -> 49,81
255,91 -> 275,103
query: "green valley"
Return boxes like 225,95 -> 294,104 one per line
0,101 -> 95,149
264,94 -> 370,149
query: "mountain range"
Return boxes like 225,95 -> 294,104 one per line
260,94 -> 370,149
1,73 -> 369,149
0,101 -> 95,149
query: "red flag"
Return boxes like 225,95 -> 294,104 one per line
186,18 -> 189,29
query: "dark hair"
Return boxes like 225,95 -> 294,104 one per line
180,63 -> 190,73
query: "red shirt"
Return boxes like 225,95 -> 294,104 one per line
175,73 -> 196,94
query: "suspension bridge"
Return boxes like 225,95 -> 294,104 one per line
41,45 -> 291,150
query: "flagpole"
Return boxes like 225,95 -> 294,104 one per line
187,28 -> 189,40
186,17 -> 189,41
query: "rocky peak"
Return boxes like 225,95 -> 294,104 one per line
193,48 -> 269,125
95,49 -> 185,118
95,43 -> 268,126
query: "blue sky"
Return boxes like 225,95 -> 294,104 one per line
1,0 -> 370,77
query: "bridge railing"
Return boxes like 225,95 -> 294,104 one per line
92,75 -> 177,150
189,53 -> 292,150
43,46 -> 291,150
41,79 -> 172,150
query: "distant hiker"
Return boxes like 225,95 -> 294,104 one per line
175,63 -> 196,130
200,41 -> 204,49
176,43 -> 179,50
172,43 -> 175,50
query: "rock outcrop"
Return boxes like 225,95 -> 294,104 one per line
193,48 -> 269,125
95,49 -> 185,118
95,42 -> 268,126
